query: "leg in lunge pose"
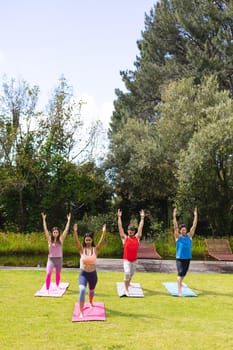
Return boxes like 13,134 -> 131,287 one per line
73,222 -> 106,318
78,269 -> 98,317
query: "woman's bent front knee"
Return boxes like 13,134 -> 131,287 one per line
79,284 -> 86,302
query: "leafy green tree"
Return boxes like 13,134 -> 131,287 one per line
38,75 -> 81,161
40,161 -> 112,229
108,1 -> 233,231
157,74 -> 231,157
176,117 -> 233,235
106,118 -> 173,227
157,75 -> 233,234
37,76 -> 111,227
0,77 -> 40,231
0,76 -> 39,162
0,75 -> 113,232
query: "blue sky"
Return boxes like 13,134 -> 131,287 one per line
0,0 -> 156,129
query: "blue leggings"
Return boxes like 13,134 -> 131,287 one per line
78,270 -> 98,302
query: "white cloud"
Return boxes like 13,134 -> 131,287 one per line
100,101 -> 114,130
72,93 -> 113,163
79,93 -> 113,130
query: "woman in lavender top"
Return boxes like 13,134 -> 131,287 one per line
41,212 -> 71,293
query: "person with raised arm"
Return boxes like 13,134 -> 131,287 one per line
73,222 -> 106,318
117,209 -> 145,296
41,212 -> 71,293
173,207 -> 198,296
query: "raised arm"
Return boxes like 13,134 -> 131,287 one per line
189,207 -> 198,238
95,224 -> 107,255
117,209 -> 126,241
60,213 -> 71,243
41,212 -> 50,242
173,208 -> 179,240
136,209 -> 145,240
73,223 -> 83,254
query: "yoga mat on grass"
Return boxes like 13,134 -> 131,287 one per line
72,302 -> 106,322
116,282 -> 144,297
162,282 -> 197,297
35,282 -> 69,297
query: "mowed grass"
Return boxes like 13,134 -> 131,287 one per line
0,269 -> 232,350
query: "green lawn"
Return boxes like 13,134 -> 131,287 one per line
0,270 -> 232,350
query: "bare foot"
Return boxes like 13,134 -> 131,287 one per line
79,312 -> 84,318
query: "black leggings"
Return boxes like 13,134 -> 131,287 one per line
176,259 -> 190,277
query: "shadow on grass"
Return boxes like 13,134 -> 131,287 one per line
104,306 -> 164,320
143,288 -> 168,297
65,288 -> 78,296
193,288 -> 233,297
67,286 -> 232,299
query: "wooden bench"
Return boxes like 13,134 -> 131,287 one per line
205,239 -> 233,261
138,242 -> 162,259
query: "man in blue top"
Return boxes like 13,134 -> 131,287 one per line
173,207 -> 198,296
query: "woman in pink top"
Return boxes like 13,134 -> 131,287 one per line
73,222 -> 106,318
41,212 -> 71,293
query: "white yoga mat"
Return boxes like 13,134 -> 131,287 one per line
116,282 -> 144,297
35,282 -> 69,297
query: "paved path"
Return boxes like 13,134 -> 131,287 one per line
96,258 -> 233,274
1,259 -> 233,273
2,243 -> 232,273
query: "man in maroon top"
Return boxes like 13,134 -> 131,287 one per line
117,209 -> 145,295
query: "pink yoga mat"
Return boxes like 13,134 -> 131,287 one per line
72,302 -> 106,322
35,282 -> 69,297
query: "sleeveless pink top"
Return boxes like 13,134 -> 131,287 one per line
80,247 -> 97,269
48,241 -> 62,258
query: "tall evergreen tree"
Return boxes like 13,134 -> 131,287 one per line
107,0 -> 233,229
110,0 -> 233,132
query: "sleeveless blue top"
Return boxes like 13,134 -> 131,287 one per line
176,235 -> 192,259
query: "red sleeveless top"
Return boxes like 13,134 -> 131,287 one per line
123,236 -> 139,262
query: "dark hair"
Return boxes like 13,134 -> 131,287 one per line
51,227 -> 61,244
82,232 -> 95,247
179,224 -> 186,230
